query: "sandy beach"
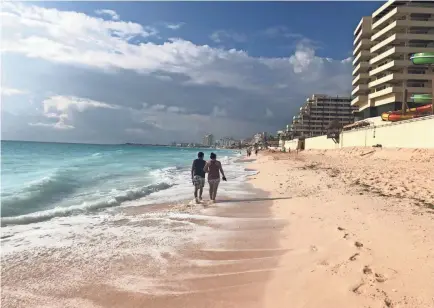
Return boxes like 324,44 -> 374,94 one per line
254,148 -> 434,308
2,148 -> 434,308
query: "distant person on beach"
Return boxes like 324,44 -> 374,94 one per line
255,148 -> 258,156
203,152 -> 226,203
191,152 -> 206,203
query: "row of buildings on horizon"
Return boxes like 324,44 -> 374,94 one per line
170,132 -> 274,149
279,0 -> 434,141
171,134 -> 246,149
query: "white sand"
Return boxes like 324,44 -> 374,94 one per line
250,148 -> 434,308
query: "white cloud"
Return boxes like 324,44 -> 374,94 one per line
29,121 -> 74,130
95,9 -> 120,21
210,30 -> 247,43
43,95 -> 118,114
149,104 -> 166,111
36,95 -> 119,129
166,22 -> 185,30
1,2 -> 350,93
1,2 -> 353,143
167,106 -> 185,113
1,87 -> 27,96
341,57 -> 352,63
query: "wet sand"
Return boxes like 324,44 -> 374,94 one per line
1,182 -> 287,308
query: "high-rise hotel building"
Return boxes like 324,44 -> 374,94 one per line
289,94 -> 357,138
352,0 -> 434,119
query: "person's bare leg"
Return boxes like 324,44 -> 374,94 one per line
209,182 -> 214,200
212,182 -> 220,201
199,186 -> 203,200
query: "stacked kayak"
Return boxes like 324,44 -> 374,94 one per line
381,53 -> 433,122
381,102 -> 432,122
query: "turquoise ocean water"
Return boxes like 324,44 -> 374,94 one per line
1,140 -> 257,278
1,141 -> 243,226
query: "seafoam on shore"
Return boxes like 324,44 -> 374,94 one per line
1,151 -> 266,308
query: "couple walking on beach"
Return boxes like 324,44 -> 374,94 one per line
191,152 -> 226,204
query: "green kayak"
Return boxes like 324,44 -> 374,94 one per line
410,52 -> 434,65
411,94 -> 432,104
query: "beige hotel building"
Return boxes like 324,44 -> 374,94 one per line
289,94 -> 357,138
352,0 -> 434,119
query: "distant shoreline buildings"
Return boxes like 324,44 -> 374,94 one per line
202,134 -> 215,147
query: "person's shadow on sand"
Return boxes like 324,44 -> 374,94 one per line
217,197 -> 291,203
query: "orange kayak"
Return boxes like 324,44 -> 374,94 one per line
381,104 -> 432,122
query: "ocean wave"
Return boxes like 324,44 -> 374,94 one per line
1,170 -> 81,217
1,182 -> 173,227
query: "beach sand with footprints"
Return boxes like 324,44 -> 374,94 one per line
254,148 -> 434,308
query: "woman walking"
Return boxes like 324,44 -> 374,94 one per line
203,152 -> 226,203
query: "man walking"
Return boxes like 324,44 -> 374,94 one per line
191,152 -> 206,204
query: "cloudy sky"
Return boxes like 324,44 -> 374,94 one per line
1,1 -> 381,144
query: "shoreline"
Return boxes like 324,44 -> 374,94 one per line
1,156 -> 284,308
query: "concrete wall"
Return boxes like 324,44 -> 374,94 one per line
281,115 -> 434,150
283,139 -> 299,152
339,115 -> 434,149
304,135 -> 340,150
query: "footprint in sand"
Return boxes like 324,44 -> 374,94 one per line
349,253 -> 359,261
310,245 -> 318,252
355,241 -> 364,248
319,260 -> 329,266
375,273 -> 387,283
363,265 -> 373,274
351,281 -> 365,294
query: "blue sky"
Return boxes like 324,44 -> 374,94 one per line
1,1 -> 382,144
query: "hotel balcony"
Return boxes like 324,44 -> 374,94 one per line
372,5 -> 434,31
371,33 -> 434,54
351,95 -> 369,108
369,73 -> 432,89
354,17 -> 373,46
353,39 -> 372,56
370,46 -> 434,66
352,84 -> 369,97
352,73 -> 370,86
353,50 -> 371,66
352,61 -> 370,76
372,20 -> 434,42
369,60 -> 409,77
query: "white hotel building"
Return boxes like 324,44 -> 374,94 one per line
352,0 -> 434,119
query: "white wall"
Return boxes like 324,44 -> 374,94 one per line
285,115 -> 434,150
304,135 -> 340,150
283,139 -> 299,151
339,115 -> 434,149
